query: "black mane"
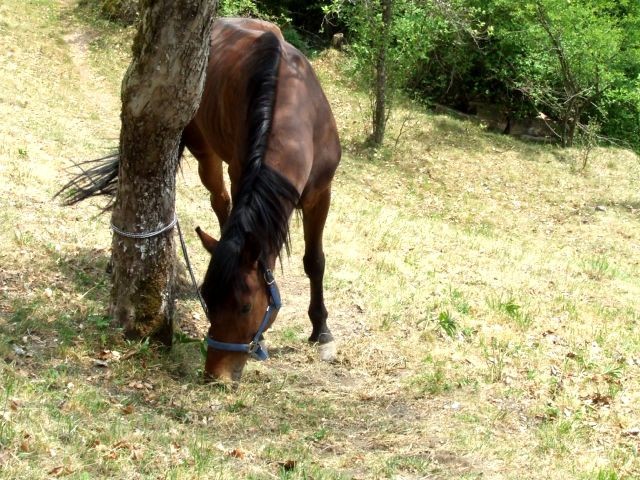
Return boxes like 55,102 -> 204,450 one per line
202,31 -> 300,310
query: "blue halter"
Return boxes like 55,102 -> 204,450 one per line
206,266 -> 281,361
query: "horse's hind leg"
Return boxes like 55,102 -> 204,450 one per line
302,187 -> 336,361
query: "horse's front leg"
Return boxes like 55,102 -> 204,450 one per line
302,187 -> 336,362
197,153 -> 230,229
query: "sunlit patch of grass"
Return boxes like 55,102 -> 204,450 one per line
408,365 -> 453,396
486,292 -> 533,330
384,454 -> 433,477
590,469 -> 621,480
278,326 -> 301,343
481,337 -> 511,383
535,418 -> 582,455
0,370 -> 19,447
583,255 -> 618,280
407,355 -> 458,397
463,220 -> 496,238
449,287 -> 471,315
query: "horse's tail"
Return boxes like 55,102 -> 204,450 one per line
56,139 -> 188,207
55,153 -> 120,206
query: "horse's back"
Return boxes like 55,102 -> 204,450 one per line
270,40 -> 341,200
185,19 -> 283,164
212,17 -> 284,40
185,17 -> 340,201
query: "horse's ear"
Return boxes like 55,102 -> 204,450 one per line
195,226 -> 218,254
241,234 -> 261,268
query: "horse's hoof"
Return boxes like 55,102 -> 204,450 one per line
319,341 -> 337,363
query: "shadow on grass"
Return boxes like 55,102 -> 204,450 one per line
53,246 -> 111,301
52,245 -> 203,302
1,245 -> 207,356
425,114 -> 560,161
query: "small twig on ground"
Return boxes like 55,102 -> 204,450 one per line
394,114 -> 413,149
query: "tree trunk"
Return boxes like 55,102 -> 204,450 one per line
110,0 -> 216,344
371,0 -> 392,147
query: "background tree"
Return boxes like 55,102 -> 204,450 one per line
326,0 -> 482,146
371,0 -> 393,146
110,0 -> 216,344
421,0 -> 640,150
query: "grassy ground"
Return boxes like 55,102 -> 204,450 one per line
2,1 -> 640,478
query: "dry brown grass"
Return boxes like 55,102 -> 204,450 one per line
1,1 -> 640,479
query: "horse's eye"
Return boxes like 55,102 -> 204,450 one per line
240,303 -> 252,315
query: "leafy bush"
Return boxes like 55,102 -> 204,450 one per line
281,25 -> 311,54
600,82 -> 640,151
330,0 -> 640,151
217,0 -> 263,18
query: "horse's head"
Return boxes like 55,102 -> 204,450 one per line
196,226 -> 280,382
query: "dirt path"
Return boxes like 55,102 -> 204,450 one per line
62,29 -> 120,120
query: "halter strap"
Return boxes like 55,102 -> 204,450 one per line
206,265 -> 281,361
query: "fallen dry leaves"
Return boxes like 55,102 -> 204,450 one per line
92,440 -> 145,461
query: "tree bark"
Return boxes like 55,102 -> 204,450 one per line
371,0 -> 392,147
110,0 -> 216,344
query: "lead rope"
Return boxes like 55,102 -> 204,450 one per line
176,219 -> 209,317
110,214 -> 208,317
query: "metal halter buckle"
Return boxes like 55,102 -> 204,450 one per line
247,341 -> 259,355
264,269 -> 276,285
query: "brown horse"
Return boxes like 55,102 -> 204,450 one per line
57,18 -> 340,381
185,18 -> 341,380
